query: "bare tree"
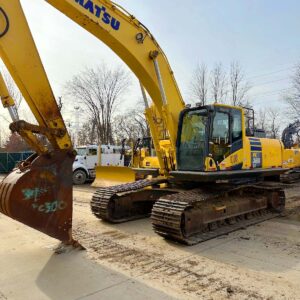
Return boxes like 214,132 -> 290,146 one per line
254,107 -> 281,138
229,61 -> 251,106
5,132 -> 30,152
266,108 -> 281,139
113,100 -> 149,144
283,63 -> 300,119
190,63 -> 209,105
77,118 -> 97,145
210,62 -> 227,103
65,64 -> 131,144
255,108 -> 267,130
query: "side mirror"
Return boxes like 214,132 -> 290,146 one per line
84,156 -> 86,160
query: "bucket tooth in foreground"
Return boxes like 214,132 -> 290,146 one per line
151,185 -> 285,245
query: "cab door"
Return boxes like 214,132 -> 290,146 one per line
177,108 -> 208,171
86,147 -> 98,169
209,107 -> 243,169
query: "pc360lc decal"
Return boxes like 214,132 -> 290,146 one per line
75,0 -> 121,31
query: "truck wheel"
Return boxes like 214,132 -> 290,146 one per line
73,169 -> 87,185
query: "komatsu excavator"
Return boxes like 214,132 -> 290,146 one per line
0,0 -> 299,246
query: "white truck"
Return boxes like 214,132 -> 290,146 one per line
72,144 -> 127,185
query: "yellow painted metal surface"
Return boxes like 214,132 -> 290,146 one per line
283,148 -> 300,169
45,0 -> 185,168
259,138 -> 283,168
0,0 -> 72,150
92,165 -> 136,187
0,72 -> 14,107
0,72 -> 48,154
217,136 -> 300,171
218,149 -> 244,171
206,105 -> 300,172
140,156 -> 160,169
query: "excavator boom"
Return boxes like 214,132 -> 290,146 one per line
45,0 -> 185,172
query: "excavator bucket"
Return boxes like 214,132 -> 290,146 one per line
0,151 -> 75,242
92,166 -> 136,187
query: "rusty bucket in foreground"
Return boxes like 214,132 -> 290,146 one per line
0,151 -> 75,242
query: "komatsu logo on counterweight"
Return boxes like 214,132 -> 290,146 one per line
75,0 -> 121,31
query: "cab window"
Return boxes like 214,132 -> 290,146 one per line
212,112 -> 229,143
76,148 -> 87,156
232,109 -> 242,143
88,148 -> 97,156
210,112 -> 230,163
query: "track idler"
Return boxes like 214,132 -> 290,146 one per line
0,150 -> 76,243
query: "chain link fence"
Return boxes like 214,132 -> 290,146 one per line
0,152 -> 33,173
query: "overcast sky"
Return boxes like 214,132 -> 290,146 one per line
2,0 -> 300,132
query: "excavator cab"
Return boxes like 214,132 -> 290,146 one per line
177,104 -> 243,171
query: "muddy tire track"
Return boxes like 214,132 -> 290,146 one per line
73,223 -> 286,300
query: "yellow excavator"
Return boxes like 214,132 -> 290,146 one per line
92,104 -> 169,187
0,0 -> 299,246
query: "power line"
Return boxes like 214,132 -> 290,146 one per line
220,66 -> 296,93
246,65 -> 297,81
249,77 -> 290,88
249,87 -> 293,97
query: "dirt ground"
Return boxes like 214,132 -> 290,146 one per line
0,171 -> 299,300
70,183 -> 300,300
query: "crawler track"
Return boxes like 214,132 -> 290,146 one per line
152,185 -> 285,245
280,168 -> 300,183
91,178 -> 171,223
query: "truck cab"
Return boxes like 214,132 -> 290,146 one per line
72,144 -> 127,184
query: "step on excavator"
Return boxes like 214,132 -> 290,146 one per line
0,0 -> 299,246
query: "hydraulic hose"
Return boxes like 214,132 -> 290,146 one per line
0,7 -> 9,38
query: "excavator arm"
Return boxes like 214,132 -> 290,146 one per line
0,0 -> 186,242
0,1 -> 72,151
0,0 -> 75,243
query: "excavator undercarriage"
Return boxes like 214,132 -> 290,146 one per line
90,172 -> 287,245
152,184 -> 285,245
91,178 -> 173,223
